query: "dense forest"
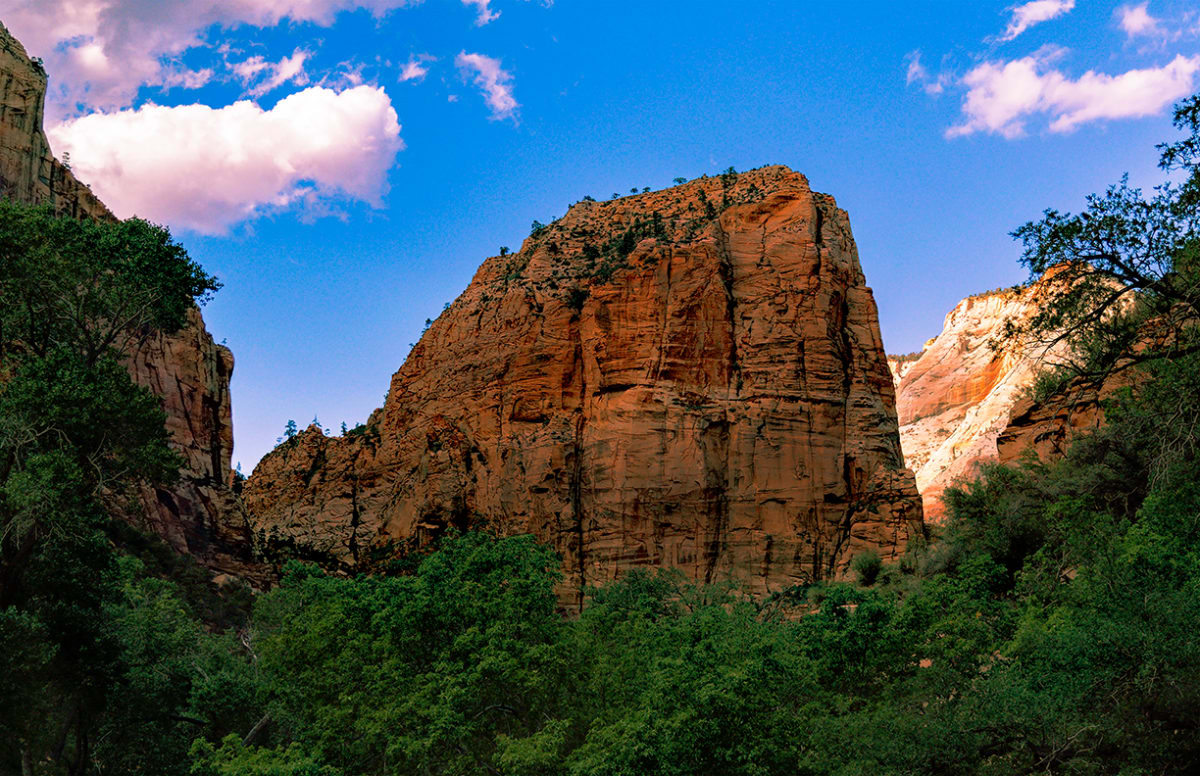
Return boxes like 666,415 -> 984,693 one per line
3,97 -> 1200,775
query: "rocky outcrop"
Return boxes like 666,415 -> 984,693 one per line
996,376 -> 1113,464
995,313 -> 1179,464
122,309 -> 267,584
0,23 -> 109,220
245,167 -> 923,604
888,354 -> 922,386
891,283 -> 1068,520
0,22 -> 264,584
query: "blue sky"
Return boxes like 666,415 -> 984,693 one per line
7,0 -> 1200,470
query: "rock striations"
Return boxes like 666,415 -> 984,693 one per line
244,167 -> 923,604
890,282 -> 1069,520
0,22 -> 264,584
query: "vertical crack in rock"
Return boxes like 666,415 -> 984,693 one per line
348,478 -> 361,564
701,417 -> 731,584
566,312 -> 587,611
715,217 -> 743,395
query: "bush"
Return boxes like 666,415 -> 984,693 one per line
851,550 -> 882,586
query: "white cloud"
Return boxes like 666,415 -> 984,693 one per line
1117,2 -> 1163,38
948,50 -> 1200,138
1000,0 -> 1075,42
3,0 -> 418,116
905,50 -> 952,96
47,85 -> 403,234
905,50 -> 928,85
462,0 -> 498,26
399,54 -> 435,82
455,51 -> 518,120
232,49 -> 311,96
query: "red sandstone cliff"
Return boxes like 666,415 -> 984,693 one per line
244,167 -> 923,603
123,309 -> 265,584
994,315 -> 1177,464
0,22 -> 264,584
890,283 -> 1071,520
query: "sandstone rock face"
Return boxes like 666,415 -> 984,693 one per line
996,378 -> 1112,464
0,22 -> 264,584
245,167 -> 923,604
995,316 -> 1173,464
123,309 -> 267,584
891,283 -> 1066,520
0,23 -> 109,220
887,354 -> 923,386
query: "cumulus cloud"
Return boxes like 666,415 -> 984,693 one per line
1000,0 -> 1075,42
456,51 -> 518,120
3,0 -> 418,115
233,49 -> 311,96
1117,2 -> 1164,38
947,50 -> 1200,138
47,85 -> 403,234
462,0 -> 499,26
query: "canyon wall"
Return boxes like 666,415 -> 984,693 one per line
890,283 -> 1067,520
245,167 -> 923,604
0,22 -> 264,584
0,24 -> 109,220
995,314 -> 1178,464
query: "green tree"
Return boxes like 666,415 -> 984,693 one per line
247,533 -> 568,775
1005,95 -> 1200,381
0,202 -> 241,774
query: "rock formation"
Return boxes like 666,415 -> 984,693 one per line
995,313 -> 1178,465
122,310 -> 266,584
890,282 -> 1068,520
0,22 -> 264,584
887,354 -> 922,386
996,376 -> 1112,464
0,23 -> 109,220
245,167 -> 923,604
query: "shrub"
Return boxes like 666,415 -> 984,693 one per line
851,550 -> 882,586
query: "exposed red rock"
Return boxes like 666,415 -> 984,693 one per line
890,282 -> 1071,521
995,314 -> 1178,464
996,377 -> 1113,464
0,22 -> 265,584
122,309 -> 267,584
244,167 -> 923,604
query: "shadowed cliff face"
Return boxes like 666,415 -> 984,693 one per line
994,314 -> 1179,465
0,22 -> 266,585
245,167 -> 923,604
120,309 -> 267,585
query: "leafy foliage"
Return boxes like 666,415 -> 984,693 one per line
1005,95 -> 1200,384
0,202 -> 247,775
